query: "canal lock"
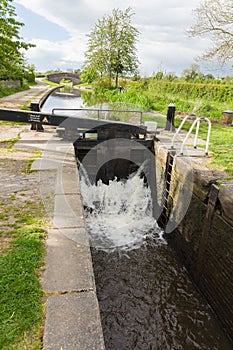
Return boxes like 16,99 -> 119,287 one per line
74,128 -> 232,350
40,88 -> 233,349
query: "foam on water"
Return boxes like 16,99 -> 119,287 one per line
79,165 -> 165,251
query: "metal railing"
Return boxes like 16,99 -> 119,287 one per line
52,108 -> 143,124
171,115 -> 212,155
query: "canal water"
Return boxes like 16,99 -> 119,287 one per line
42,89 -> 232,350
41,87 -> 86,113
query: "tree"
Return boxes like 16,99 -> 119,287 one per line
81,66 -> 99,84
154,71 -> 164,80
0,0 -> 34,81
165,72 -> 177,81
188,0 -> 233,64
182,64 -> 202,81
23,64 -> 36,83
83,7 -> 140,88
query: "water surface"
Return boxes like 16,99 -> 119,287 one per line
81,170 -> 232,350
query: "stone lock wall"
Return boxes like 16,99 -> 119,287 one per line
154,142 -> 233,341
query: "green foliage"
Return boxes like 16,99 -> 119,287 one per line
181,64 -> 201,81
0,0 -> 35,81
0,202 -> 45,349
83,7 -> 139,88
174,119 -> 233,175
0,146 -> 46,348
0,234 -> 44,349
147,80 -> 233,103
35,72 -> 45,78
0,84 -> 29,98
85,76 -> 233,174
41,78 -> 59,86
23,65 -> 36,83
0,136 -> 20,148
81,66 -> 99,84
94,77 -> 233,121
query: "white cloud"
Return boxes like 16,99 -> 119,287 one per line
15,0 -> 231,75
25,37 -> 86,71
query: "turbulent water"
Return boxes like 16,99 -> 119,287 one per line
80,165 -> 165,252
80,169 -> 232,350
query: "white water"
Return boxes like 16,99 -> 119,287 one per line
79,165 -> 165,252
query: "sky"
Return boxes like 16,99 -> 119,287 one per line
13,0 -> 232,77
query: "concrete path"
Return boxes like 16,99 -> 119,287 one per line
0,78 -> 49,109
14,127 -> 105,350
1,85 -> 105,349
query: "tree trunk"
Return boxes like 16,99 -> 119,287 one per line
115,71 -> 119,88
109,70 -> 112,88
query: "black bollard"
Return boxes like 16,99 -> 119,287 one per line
165,103 -> 176,131
30,102 -> 44,132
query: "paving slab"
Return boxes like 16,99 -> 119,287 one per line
37,131 -> 105,348
0,125 -> 28,141
31,157 -> 64,170
43,292 -> 105,350
42,228 -> 94,293
55,166 -> 81,195
53,193 -> 85,228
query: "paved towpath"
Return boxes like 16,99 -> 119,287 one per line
0,85 -> 105,349
0,78 -> 49,109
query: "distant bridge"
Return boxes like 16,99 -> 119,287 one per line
46,72 -> 82,85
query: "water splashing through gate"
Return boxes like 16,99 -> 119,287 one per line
79,163 -> 165,252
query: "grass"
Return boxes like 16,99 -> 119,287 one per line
24,151 -> 42,174
142,114 -> 166,128
0,136 -> 47,349
95,79 -> 233,122
204,125 -> 233,175
0,233 -> 45,349
91,84 -> 232,174
41,78 -> 59,87
0,136 -> 20,148
173,118 -> 233,175
140,112 -> 233,175
0,86 -> 29,99
0,194 -> 46,350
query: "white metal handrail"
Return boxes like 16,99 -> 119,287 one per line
171,116 -> 211,155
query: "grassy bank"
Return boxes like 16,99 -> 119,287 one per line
175,119 -> 233,175
0,136 -> 47,349
86,78 -> 232,175
92,78 -> 233,122
0,85 -> 30,99
140,113 -> 233,176
41,78 -> 59,87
